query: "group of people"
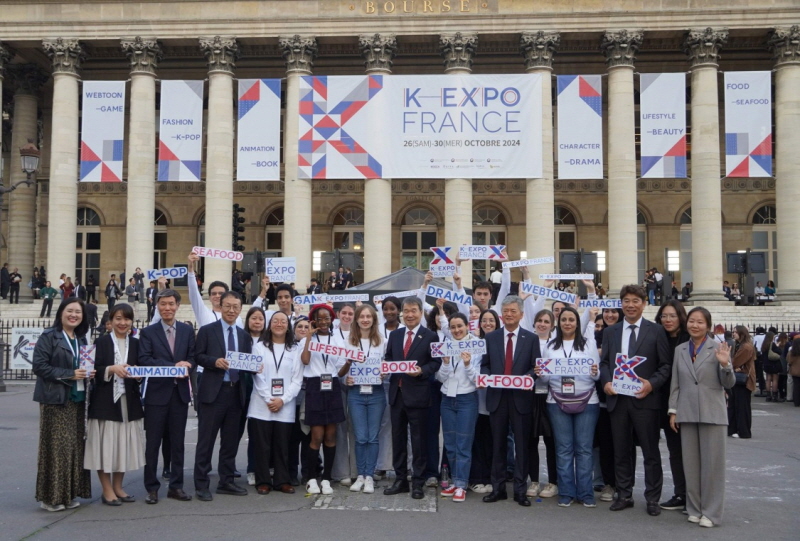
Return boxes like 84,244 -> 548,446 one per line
31,253 -> 753,528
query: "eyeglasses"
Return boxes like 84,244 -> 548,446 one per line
210,291 -> 225,297
660,314 -> 679,320
221,304 -> 240,311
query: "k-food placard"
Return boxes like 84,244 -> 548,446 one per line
10,328 -> 44,370
265,257 -> 296,283
639,73 -> 687,178
158,80 -> 204,181
557,75 -> 603,179
536,357 -> 597,377
298,74 -> 542,179
477,374 -> 534,390
237,79 -> 281,180
80,81 -> 126,182
458,245 -> 507,260
611,353 -> 646,396
724,71 -> 772,177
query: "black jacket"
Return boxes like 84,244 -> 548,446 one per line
32,327 -> 88,405
88,333 -> 145,422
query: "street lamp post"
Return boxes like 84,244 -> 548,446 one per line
0,140 -> 40,392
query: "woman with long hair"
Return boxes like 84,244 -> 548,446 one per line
728,326 -> 756,438
786,337 -> 800,407
761,331 -> 782,402
60,276 -> 75,300
528,309 -> 559,499
242,307 -> 267,486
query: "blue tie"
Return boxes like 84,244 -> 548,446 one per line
227,326 -> 239,383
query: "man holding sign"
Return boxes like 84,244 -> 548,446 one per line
193,291 -> 253,501
599,285 -> 671,516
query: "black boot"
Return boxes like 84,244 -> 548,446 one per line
322,445 -> 336,482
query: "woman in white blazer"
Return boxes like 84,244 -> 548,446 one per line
668,307 -> 735,528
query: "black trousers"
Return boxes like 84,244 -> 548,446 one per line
87,290 -> 96,303
489,391 -> 532,496
390,388 -> 429,487
40,298 -> 53,318
792,376 -> 800,407
107,297 -> 116,311
144,386 -> 189,492
727,385 -> 752,438
8,284 -> 19,304
660,409 -> 685,498
754,358 -> 765,392
609,397 -> 662,502
594,406 -> 616,486
194,384 -> 243,490
251,419 -> 292,488
0,282 -> 8,299
469,413 -> 493,485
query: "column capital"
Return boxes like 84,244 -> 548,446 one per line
359,33 -> 397,74
7,64 -> 49,96
199,36 -> 239,75
601,29 -> 643,68
0,42 -> 14,77
279,35 -> 317,75
121,37 -> 163,75
684,27 -> 728,68
769,25 -> 800,67
520,31 -> 560,71
42,38 -> 85,75
440,32 -> 477,73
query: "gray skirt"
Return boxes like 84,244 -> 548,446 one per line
84,396 -> 146,472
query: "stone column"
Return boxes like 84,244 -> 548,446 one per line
43,38 -> 85,280
122,37 -> 162,281
521,31 -> 559,275
602,30 -> 642,292
200,36 -> 239,285
360,33 -> 396,281
769,25 -> 800,301
440,32 -> 477,284
0,43 -> 10,189
7,65 -> 48,298
684,28 -> 728,301
280,35 -> 317,286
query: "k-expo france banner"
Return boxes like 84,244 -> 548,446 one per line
237,79 -> 281,180
725,71 -> 772,177
297,74 -> 542,179
158,80 -> 204,181
556,75 -> 603,179
639,73 -> 686,178
80,81 -> 126,182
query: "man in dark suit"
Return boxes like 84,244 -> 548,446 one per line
84,300 -> 99,331
139,289 -> 196,504
73,278 -> 86,301
480,295 -> 539,506
383,296 -> 441,500
145,280 -> 158,321
193,291 -> 252,501
600,284 -> 671,516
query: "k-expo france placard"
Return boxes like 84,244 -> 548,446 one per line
80,81 -> 125,182
158,80 -> 204,181
724,71 -> 772,178
556,75 -> 603,179
297,73 -> 542,179
639,73 -> 687,178
237,79 -> 281,180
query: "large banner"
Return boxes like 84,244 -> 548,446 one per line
725,71 -> 772,177
80,81 -> 125,182
237,79 -> 282,181
158,80 -> 204,181
556,75 -> 603,179
639,73 -> 686,178
298,74 -> 542,179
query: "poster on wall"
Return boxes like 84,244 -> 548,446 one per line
724,71 -> 772,178
556,75 -> 603,179
237,79 -> 282,181
80,81 -> 126,182
639,73 -> 686,178
158,80 -> 204,181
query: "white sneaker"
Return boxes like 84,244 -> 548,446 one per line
306,479 -> 321,495
698,516 -> 714,528
469,484 -> 486,493
687,515 -> 701,523
425,476 -> 438,487
363,476 -> 375,494
599,485 -> 615,502
339,477 -> 353,487
321,480 -> 333,495
247,472 -> 256,486
40,502 -> 65,512
526,483 -> 540,497
65,500 -> 80,509
539,483 -> 558,498
350,476 -> 365,492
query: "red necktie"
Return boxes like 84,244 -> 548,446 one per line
504,332 -> 514,375
403,330 -> 414,359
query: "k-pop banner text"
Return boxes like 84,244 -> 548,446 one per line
557,75 -> 603,179
298,73 -> 542,179
724,71 -> 772,178
158,80 -> 204,181
639,73 -> 687,178
80,81 -> 126,182
237,79 -> 281,180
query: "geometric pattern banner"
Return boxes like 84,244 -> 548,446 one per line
639,73 -> 687,178
724,71 -> 772,178
236,79 -> 281,181
556,75 -> 603,179
158,80 -> 204,181
80,81 -> 126,182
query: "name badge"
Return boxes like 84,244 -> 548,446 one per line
359,385 -> 373,395
446,381 -> 458,398
271,378 -> 284,397
77,379 -> 85,392
320,374 -> 333,391
561,377 -> 575,395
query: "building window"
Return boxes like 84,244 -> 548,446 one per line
554,205 -> 577,273
752,204 -> 777,287
472,207 -> 507,283
76,207 -> 101,285
401,208 -> 438,270
752,204 -> 776,225
265,207 -> 284,256
153,210 -> 168,269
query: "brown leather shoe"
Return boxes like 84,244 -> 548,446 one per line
277,484 -> 296,494
167,489 -> 192,501
256,484 -> 271,495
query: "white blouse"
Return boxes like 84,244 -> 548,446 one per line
248,342 -> 304,423
299,334 -> 347,378
436,334 -> 481,396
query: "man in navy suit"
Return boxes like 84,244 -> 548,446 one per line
139,289 -> 196,504
383,296 -> 442,500
599,284 -> 671,516
480,295 -> 539,506
193,291 -> 253,501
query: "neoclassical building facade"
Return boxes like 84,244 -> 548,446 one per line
0,1 -> 798,301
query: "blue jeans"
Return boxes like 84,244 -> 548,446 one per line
440,392 -> 479,489
348,386 -> 386,477
547,403 -> 600,501
648,289 -> 656,305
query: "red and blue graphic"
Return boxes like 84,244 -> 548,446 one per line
430,246 -> 454,265
238,79 -> 280,120
487,245 -> 507,260
614,354 -> 644,382
726,133 -> 772,177
80,140 -> 123,182
557,75 -> 602,116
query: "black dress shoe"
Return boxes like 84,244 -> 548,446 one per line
609,497 -> 634,511
167,489 -> 192,501
145,491 -> 159,504
411,487 -> 424,499
514,495 -> 531,507
196,489 -> 213,501
162,469 -> 171,480
482,490 -> 508,503
233,470 -> 242,478
101,496 -> 122,506
383,480 -> 410,495
217,483 -> 248,496
118,495 -> 136,503
646,501 -> 661,516
659,495 -> 685,510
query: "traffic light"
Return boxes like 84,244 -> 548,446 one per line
232,203 -> 246,252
